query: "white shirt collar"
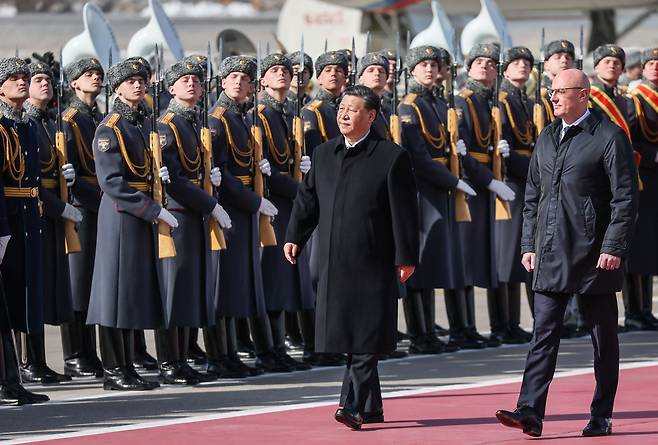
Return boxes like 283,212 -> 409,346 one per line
561,109 -> 590,132
344,130 -> 370,150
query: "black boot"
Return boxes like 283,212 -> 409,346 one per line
133,330 -> 158,370
486,287 -> 512,345
285,312 -> 304,350
404,289 -> 430,353
103,366 -> 154,391
188,328 -> 208,365
254,350 -> 293,373
158,361 -> 199,385
17,331 -> 71,384
236,318 -> 255,357
507,283 -> 533,343
1,329 -> 49,403
274,347 -> 312,371
465,287 -> 499,347
444,288 -> 481,350
640,275 -> 658,329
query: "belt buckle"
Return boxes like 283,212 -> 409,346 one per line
30,187 -> 38,198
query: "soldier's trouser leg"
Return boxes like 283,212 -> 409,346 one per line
268,310 -> 286,351
403,289 -> 426,338
420,289 -> 436,334
61,312 -> 99,362
487,286 -> 509,333
225,318 -> 239,356
203,319 -> 228,361
444,289 -> 467,335
155,327 -> 180,364
248,316 -> 274,355
622,274 -> 642,320
464,286 -> 477,331
508,282 -> 522,328
1,329 -> 20,382
16,331 -> 47,367
133,330 -> 149,355
236,318 -> 251,348
99,327 -> 133,368
178,328 -> 190,360
641,275 -> 655,316
297,309 -> 315,353
285,312 -> 302,343
525,282 -> 535,319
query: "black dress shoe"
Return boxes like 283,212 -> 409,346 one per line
490,329 -> 525,345
207,357 -> 247,378
509,325 -> 533,343
433,324 -> 449,336
362,410 -> 384,424
335,408 -> 363,430
386,349 -> 408,359
582,417 -> 612,436
188,342 -> 208,365
641,311 -> 658,329
495,407 -> 543,437
449,333 -> 484,350
255,351 -> 293,373
408,335 -> 444,355
465,329 -> 500,348
103,366 -> 154,391
284,334 -> 304,350
179,362 -> 217,382
21,363 -> 72,384
0,383 -> 21,405
133,351 -> 158,371
64,357 -> 103,378
228,354 -> 264,376
159,361 -> 200,385
126,365 -> 160,389
275,349 -> 312,371
302,352 -> 344,367
2,381 -> 49,404
236,339 -> 256,358
396,330 -> 409,341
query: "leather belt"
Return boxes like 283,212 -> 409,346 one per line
5,186 -> 39,198
432,157 -> 448,165
515,149 -> 531,156
41,178 -> 58,189
81,175 -> 98,184
128,181 -> 152,192
469,152 -> 491,163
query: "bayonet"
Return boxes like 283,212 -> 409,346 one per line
350,36 -> 357,85
578,24 -> 584,70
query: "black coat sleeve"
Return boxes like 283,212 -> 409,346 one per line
521,144 -> 541,255
600,128 -> 640,257
40,187 -> 66,218
388,150 -> 419,266
285,146 -> 320,248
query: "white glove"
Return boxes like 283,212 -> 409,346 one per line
211,203 -> 232,229
259,159 -> 271,177
455,139 -> 467,156
158,208 -> 178,228
300,155 -> 311,174
159,166 -> 170,184
497,139 -> 511,158
0,235 -> 10,264
61,163 -> 76,186
210,167 -> 221,187
258,197 -> 278,217
456,179 -> 477,196
488,179 -> 516,201
61,203 -> 83,223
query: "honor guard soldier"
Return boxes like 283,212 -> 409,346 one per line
493,47 -> 536,344
207,55 -> 289,374
88,59 -> 173,391
379,48 -> 397,116
627,48 -> 658,329
0,57 -> 49,380
59,57 -> 106,377
358,52 -> 392,140
539,40 -> 576,124
432,48 -> 451,103
398,46 -> 473,352
620,50 -> 642,92
456,44 -> 517,347
155,61 -> 231,384
301,51 -> 348,157
246,53 -> 313,370
285,50 -> 313,114
18,61 -> 79,383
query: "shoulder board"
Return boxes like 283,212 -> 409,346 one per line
159,112 -> 175,125
499,91 -> 508,101
305,100 -> 322,111
104,112 -> 121,128
62,108 -> 78,122
257,104 -> 267,113
401,94 -> 417,105
459,89 -> 473,98
210,107 -> 226,120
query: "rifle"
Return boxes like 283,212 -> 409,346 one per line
389,32 -> 402,145
104,48 -> 112,116
203,42 -> 226,250
252,43 -> 277,247
216,37 -> 224,97
56,48 -> 81,253
151,44 -> 176,258
349,37 -> 357,86
533,28 -> 545,136
404,30 -> 411,97
292,35 -> 305,182
577,25 -> 584,70
447,42 -> 471,223
491,37 -> 512,221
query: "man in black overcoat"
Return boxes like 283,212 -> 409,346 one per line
284,85 -> 419,430
496,69 -> 639,438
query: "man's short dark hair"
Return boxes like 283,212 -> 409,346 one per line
339,85 -> 381,113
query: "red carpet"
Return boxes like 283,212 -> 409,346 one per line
30,363 -> 658,444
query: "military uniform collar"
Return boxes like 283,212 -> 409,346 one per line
314,87 -> 339,106
0,99 -> 27,124
464,79 -> 493,99
641,79 -> 658,91
501,78 -> 526,97
69,95 -> 99,118
24,101 -> 48,121
112,97 -> 143,125
167,99 -> 198,123
217,92 -> 246,115
407,79 -> 433,100
260,91 -> 287,115
592,76 -> 617,97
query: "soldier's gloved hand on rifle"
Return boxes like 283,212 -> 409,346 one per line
487,179 -> 516,201
0,235 -> 10,264
455,139 -> 467,156
211,203 -> 232,229
158,208 -> 179,228
259,197 -> 278,217
258,158 -> 272,177
61,203 -> 83,223
300,155 -> 311,174
61,163 -> 76,186
456,179 -> 477,196
159,166 -> 170,184
497,139 -> 511,158
210,167 -> 221,187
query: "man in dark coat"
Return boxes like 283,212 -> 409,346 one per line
496,69 -> 639,438
284,85 -> 419,430
627,48 -> 658,329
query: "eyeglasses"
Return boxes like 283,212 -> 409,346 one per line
547,87 -> 585,97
